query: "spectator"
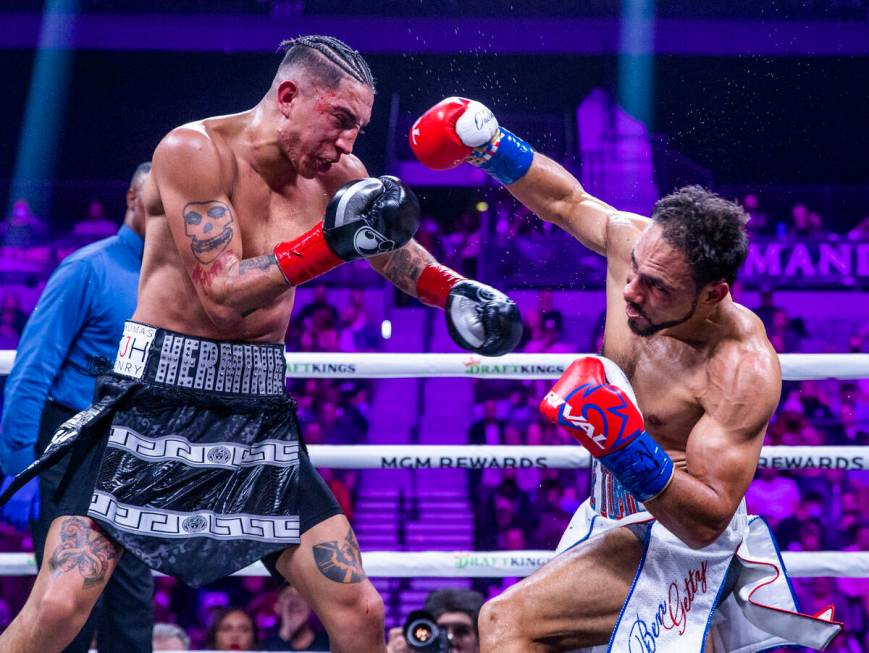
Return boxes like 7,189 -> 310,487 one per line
468,400 -> 504,446
193,591 -> 231,644
789,203 -> 824,238
525,310 -> 572,353
745,468 -> 802,529
476,478 -> 535,550
387,588 -> 485,653
0,597 -> 11,633
775,491 -> 825,549
152,623 -> 190,651
0,199 -> 48,248
742,193 -> 771,235
444,209 -> 481,277
425,588 -> 484,653
261,585 -> 330,651
415,214 -> 445,261
206,608 -> 257,651
753,286 -> 779,334
72,199 -> 119,241
839,401 -> 869,445
768,307 -> 807,352
846,215 -> 869,240
795,380 -> 835,423
0,293 -> 25,350
339,289 -> 380,351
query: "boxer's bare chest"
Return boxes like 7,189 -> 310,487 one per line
230,164 -> 331,257
603,324 -> 707,462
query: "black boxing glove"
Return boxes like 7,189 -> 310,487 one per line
274,176 -> 420,286
416,264 -> 523,357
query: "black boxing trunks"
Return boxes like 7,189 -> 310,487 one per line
0,321 -> 341,587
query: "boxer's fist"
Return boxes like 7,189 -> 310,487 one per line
540,357 -> 645,455
275,176 -> 420,286
540,357 -> 674,502
446,280 -> 522,357
409,97 -> 499,170
324,176 -> 420,261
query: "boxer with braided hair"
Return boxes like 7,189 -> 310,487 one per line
0,38 -> 521,653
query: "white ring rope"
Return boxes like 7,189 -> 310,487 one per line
1,550 -> 867,578
1,351 -> 868,380
0,351 -> 865,585
306,445 -> 869,471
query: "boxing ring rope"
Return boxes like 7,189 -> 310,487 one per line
304,444 -> 869,471
1,550 -> 868,578
1,351 -> 869,379
0,350 -> 867,580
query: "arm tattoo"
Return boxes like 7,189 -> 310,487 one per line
238,254 -> 277,274
48,516 -> 120,588
312,529 -> 365,583
182,200 -> 235,264
377,242 -> 436,297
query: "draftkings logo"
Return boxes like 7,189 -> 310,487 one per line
462,356 -> 565,377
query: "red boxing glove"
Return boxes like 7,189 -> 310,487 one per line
540,357 -> 645,456
409,97 -> 499,170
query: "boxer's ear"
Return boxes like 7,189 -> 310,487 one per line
276,80 -> 299,117
702,280 -> 729,305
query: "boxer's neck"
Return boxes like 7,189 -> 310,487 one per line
242,104 -> 299,188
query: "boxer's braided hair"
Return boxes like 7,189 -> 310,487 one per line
278,35 -> 375,90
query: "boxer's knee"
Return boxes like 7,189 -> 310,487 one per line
32,584 -> 94,638
327,582 -> 385,649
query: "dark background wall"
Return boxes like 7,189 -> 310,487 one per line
2,49 -> 868,219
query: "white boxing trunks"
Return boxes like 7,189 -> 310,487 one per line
555,462 -> 842,652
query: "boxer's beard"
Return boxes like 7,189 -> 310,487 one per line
627,294 -> 699,337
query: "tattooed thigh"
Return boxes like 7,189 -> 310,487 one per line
48,517 -> 121,588
312,529 -> 366,584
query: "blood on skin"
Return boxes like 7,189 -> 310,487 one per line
191,252 -> 232,289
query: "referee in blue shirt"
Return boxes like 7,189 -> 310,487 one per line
0,163 -> 154,653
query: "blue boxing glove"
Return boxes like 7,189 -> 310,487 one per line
540,357 -> 674,502
0,476 -> 40,530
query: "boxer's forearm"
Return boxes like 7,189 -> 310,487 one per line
193,252 -> 288,320
644,470 -> 738,549
368,239 -> 436,297
509,154 -> 613,256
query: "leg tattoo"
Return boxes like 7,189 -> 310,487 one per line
312,529 -> 365,583
48,517 -> 120,588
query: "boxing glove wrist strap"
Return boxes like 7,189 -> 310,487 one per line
599,431 -> 675,503
416,264 -> 467,308
469,128 -> 534,185
274,223 -> 344,287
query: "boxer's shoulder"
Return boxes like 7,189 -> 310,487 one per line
706,315 -> 781,409
605,211 -> 648,263
153,119 -> 236,193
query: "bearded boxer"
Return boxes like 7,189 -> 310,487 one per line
410,97 -> 841,651
0,43 -> 521,653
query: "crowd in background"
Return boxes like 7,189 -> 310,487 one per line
0,192 -> 867,650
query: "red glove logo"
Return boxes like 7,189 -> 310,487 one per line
560,382 -> 644,452
541,358 -> 645,455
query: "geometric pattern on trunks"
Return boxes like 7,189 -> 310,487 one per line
88,490 -> 301,542
107,425 -> 300,470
